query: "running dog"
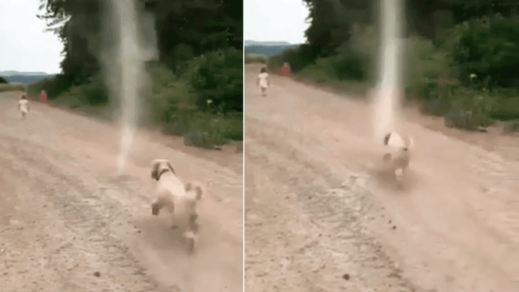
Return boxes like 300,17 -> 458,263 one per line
382,132 -> 414,185
150,159 -> 203,254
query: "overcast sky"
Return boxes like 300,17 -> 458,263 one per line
0,0 -> 63,74
244,0 -> 310,44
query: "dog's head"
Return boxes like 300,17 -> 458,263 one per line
150,159 -> 175,181
383,132 -> 414,151
383,132 -> 413,167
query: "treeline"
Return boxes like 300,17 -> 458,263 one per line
32,0 -> 243,148
270,0 -> 519,130
245,45 -> 299,57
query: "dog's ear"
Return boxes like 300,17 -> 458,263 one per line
151,161 -> 160,180
167,162 -> 175,174
384,133 -> 391,146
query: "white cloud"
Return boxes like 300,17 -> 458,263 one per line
0,0 -> 64,74
244,0 -> 310,44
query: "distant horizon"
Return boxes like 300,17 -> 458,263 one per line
244,40 -> 303,46
0,70 -> 55,76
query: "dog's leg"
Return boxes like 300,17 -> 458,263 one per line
152,197 -> 169,216
183,213 -> 199,254
394,167 -> 406,188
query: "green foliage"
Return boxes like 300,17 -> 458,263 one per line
405,36 -> 459,117
442,16 -> 519,87
0,84 -> 27,93
183,111 -> 243,148
503,120 -> 519,134
284,26 -> 377,83
490,97 -> 519,121
187,48 -> 243,113
444,87 -> 497,130
51,75 -> 109,108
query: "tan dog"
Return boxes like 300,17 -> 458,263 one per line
382,132 -> 414,184
150,159 -> 203,253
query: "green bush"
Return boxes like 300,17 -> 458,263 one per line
146,62 -> 243,147
187,48 -> 243,113
405,36 -> 459,100
442,16 -> 519,87
52,76 -> 109,108
503,120 -> 519,133
489,97 -> 519,121
444,87 -> 497,130
183,111 -> 243,148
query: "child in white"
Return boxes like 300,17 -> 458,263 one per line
18,94 -> 30,119
257,67 -> 269,96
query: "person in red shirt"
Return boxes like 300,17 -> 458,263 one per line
39,90 -> 47,103
280,62 -> 291,77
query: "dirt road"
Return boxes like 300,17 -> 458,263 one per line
244,64 -> 519,292
0,92 -> 243,292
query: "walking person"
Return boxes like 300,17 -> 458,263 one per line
257,67 -> 270,96
18,93 -> 30,120
39,90 -> 47,103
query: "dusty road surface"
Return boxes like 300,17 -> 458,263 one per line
244,64 -> 519,292
0,92 -> 243,292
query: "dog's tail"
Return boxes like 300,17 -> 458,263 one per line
185,179 -> 215,201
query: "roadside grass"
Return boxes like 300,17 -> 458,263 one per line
245,53 -> 268,64
0,83 -> 27,93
